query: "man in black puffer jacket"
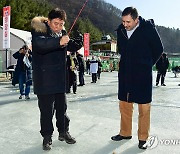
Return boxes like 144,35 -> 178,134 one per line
31,8 -> 83,150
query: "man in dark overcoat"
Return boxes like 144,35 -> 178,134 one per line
31,8 -> 83,150
77,53 -> 85,86
155,53 -> 169,86
111,7 -> 163,149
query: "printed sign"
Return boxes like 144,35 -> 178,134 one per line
84,33 -> 90,57
3,6 -> 11,49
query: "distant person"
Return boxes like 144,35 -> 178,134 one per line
90,56 -> 98,83
155,53 -> 169,86
12,45 -> 32,100
97,58 -> 102,79
66,52 -> 78,94
86,59 -> 90,74
172,65 -> 180,78
111,7 -> 163,149
109,61 -> 113,72
31,8 -> 83,150
77,52 -> 85,86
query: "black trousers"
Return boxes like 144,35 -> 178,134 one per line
68,71 -> 77,93
92,73 -> 97,83
37,93 -> 70,137
78,71 -> 85,85
156,70 -> 166,85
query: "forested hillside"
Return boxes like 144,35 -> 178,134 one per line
0,0 -> 180,53
46,0 -> 122,36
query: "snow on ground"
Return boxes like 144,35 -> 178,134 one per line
0,71 -> 180,154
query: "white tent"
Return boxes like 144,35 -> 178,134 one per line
0,26 -> 31,72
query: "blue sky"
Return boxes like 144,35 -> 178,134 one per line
105,0 -> 180,29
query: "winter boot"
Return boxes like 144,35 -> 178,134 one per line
58,132 -> 76,144
42,135 -> 52,151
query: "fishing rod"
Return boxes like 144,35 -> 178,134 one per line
68,0 -> 89,35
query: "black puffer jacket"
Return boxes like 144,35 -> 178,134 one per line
31,17 -> 83,94
117,16 -> 163,104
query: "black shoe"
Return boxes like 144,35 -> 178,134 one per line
19,95 -> 23,99
42,136 -> 52,151
161,83 -> 166,86
25,95 -> 30,100
111,134 -> 132,141
138,140 -> 147,149
77,84 -> 83,86
73,92 -> 76,94
156,82 -> 158,86
58,132 -> 76,144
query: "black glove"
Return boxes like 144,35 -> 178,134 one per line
67,32 -> 83,52
75,31 -> 83,43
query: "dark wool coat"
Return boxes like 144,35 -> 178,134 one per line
117,16 -> 163,104
31,17 -> 82,95
156,55 -> 169,72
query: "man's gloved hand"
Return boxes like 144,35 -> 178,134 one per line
75,31 -> 83,43
67,31 -> 84,52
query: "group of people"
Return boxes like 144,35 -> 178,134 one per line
11,6 -> 170,151
66,52 -> 103,94
66,53 -> 103,94
87,56 -> 103,83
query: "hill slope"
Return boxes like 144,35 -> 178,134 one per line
47,0 -> 180,53
47,0 -> 122,35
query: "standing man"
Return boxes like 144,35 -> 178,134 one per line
31,8 -> 83,150
155,53 -> 169,86
86,59 -> 90,74
90,56 -> 98,83
77,52 -> 85,86
66,52 -> 78,94
97,57 -> 102,79
12,45 -> 32,100
111,7 -> 163,149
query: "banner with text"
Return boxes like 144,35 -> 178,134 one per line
3,6 -> 11,49
84,33 -> 90,57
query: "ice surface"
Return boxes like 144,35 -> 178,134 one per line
0,71 -> 180,154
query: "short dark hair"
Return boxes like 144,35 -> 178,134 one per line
22,45 -> 28,50
122,7 -> 138,20
48,8 -> 67,21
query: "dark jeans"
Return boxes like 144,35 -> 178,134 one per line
92,73 -> 97,83
37,93 -> 70,137
156,70 -> 166,85
97,71 -> 101,79
78,71 -> 85,85
19,71 -> 30,96
67,71 -> 77,93
86,67 -> 90,74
